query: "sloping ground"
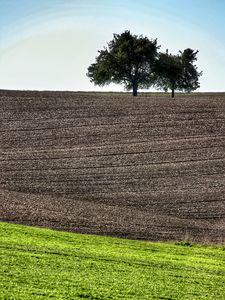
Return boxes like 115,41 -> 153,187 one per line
1,222 -> 225,300
0,90 -> 225,242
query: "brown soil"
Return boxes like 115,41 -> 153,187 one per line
1,90 -> 225,242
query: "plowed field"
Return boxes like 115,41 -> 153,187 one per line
1,90 -> 225,242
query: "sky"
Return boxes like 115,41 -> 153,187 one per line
0,0 -> 225,92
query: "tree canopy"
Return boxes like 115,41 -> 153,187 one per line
87,31 -> 159,96
87,31 -> 202,97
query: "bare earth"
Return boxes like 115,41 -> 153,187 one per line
0,90 -> 225,242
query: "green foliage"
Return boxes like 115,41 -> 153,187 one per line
1,222 -> 225,299
180,48 -> 203,92
87,31 -> 159,96
175,240 -> 193,247
154,48 -> 202,97
87,31 -> 202,97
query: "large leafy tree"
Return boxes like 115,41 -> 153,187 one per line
87,31 -> 159,96
154,48 -> 202,97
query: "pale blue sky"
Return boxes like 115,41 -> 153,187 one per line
1,0 -> 225,92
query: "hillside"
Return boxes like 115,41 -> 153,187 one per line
0,90 -> 225,242
1,222 -> 225,300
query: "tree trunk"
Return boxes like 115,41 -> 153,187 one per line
171,83 -> 175,98
171,88 -> 175,98
132,83 -> 138,96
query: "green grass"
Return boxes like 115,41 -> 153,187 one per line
0,222 -> 225,299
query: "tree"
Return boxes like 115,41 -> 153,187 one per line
154,48 -> 202,97
87,31 -> 159,96
179,48 -> 202,93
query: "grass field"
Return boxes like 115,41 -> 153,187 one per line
1,221 -> 225,299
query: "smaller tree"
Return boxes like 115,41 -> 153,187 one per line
179,48 -> 202,93
87,31 -> 159,96
154,48 -> 202,97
